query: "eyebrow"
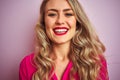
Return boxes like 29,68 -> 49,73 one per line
47,8 -> 73,12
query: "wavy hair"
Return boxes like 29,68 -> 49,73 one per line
32,0 -> 107,80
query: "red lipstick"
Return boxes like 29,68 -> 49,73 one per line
53,27 -> 68,36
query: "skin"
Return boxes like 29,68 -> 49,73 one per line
45,0 -> 76,45
44,0 -> 77,79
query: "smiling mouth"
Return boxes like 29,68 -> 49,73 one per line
53,27 -> 68,36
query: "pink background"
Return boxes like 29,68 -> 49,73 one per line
0,0 -> 120,80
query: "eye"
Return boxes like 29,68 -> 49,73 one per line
48,13 -> 56,17
65,13 -> 74,17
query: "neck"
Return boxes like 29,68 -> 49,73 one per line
51,42 -> 70,61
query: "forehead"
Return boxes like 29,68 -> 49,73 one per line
45,0 -> 72,10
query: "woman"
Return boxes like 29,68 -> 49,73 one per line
19,0 -> 109,80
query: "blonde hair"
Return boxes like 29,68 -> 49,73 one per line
32,0 -> 107,80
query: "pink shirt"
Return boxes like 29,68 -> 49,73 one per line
19,53 -> 108,80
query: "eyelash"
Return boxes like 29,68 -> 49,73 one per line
65,13 -> 73,17
48,13 -> 56,17
47,13 -> 73,17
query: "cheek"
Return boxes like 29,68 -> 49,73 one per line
45,18 -> 55,29
45,27 -> 52,40
45,23 -> 53,36
45,17 -> 50,28
45,17 -> 56,39
45,23 -> 53,39
68,19 -> 76,28
45,26 -> 52,35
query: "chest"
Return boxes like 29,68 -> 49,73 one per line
52,61 -> 79,80
54,62 -> 69,80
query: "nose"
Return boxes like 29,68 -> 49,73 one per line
55,13 -> 65,25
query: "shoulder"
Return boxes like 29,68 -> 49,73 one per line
20,53 -> 34,66
20,52 -> 37,70
19,53 -> 37,80
22,53 -> 34,62
99,55 -> 109,80
99,55 -> 107,69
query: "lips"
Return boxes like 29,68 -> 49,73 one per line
53,27 -> 68,36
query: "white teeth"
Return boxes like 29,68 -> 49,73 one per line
54,29 -> 67,32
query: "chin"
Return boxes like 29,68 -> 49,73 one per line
53,40 -> 71,45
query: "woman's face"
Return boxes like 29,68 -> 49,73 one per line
44,0 -> 76,45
